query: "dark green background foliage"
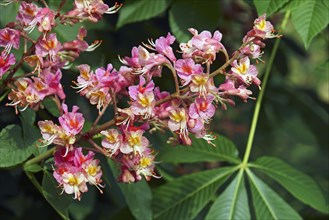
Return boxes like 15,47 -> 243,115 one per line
0,0 -> 328,219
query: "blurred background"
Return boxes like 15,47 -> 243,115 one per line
0,0 -> 328,219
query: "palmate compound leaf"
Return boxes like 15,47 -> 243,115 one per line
253,0 -> 289,16
152,166 -> 237,220
250,156 -> 328,213
116,0 -> 172,29
246,169 -> 302,220
156,134 -> 241,164
205,170 -> 250,220
290,0 -> 329,49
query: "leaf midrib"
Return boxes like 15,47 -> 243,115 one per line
246,169 -> 278,220
228,170 -> 244,219
154,167 -> 236,219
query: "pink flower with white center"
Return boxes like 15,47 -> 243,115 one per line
190,73 -> 210,96
74,64 -> 95,94
168,108 -> 190,144
175,58 -> 203,85
253,14 -> 276,39
35,8 -> 56,32
83,159 -> 103,192
38,120 -> 61,146
135,148 -> 159,181
7,78 -> 42,113
128,76 -> 155,101
0,28 -> 20,56
101,129 -> 123,156
131,91 -> 155,118
189,95 -> 216,121
35,33 -> 62,62
0,52 -> 15,78
86,87 -> 111,112
121,129 -> 149,155
180,28 -> 226,63
16,2 -> 40,31
116,108 -> 135,129
231,57 -> 259,86
59,104 -> 85,135
62,170 -> 88,201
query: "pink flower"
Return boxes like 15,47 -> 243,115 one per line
95,64 -> 119,89
149,32 -> 176,62
0,28 -> 20,55
121,129 -> 149,155
189,95 -> 216,121
0,52 -> 15,78
253,14 -> 275,39
40,68 -> 66,100
101,129 -> 123,156
67,1 -> 121,23
35,8 -> 56,32
180,28 -> 226,63
62,171 -> 88,201
128,76 -> 155,101
35,33 -> 62,62
231,57 -> 259,86
16,2 -> 40,29
58,104 -> 85,135
175,58 -> 203,85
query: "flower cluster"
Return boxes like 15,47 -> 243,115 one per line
0,0 -> 278,201
72,14 -> 278,189
0,0 -> 120,200
1,0 -> 120,110
53,147 -> 103,201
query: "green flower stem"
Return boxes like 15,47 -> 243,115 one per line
242,11 -> 291,166
23,147 -> 56,168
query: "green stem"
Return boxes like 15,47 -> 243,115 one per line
242,11 -> 291,165
23,147 -> 56,167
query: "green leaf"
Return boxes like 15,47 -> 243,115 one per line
291,0 -> 329,49
20,108 -> 40,144
42,97 -> 60,117
0,2 -> 19,26
205,170 -> 250,220
153,167 -> 236,220
246,169 -> 302,220
42,170 -> 71,220
169,0 -> 220,43
116,0 -> 172,29
253,0 -> 289,16
0,124 -> 36,168
157,134 -> 240,164
109,160 -> 152,220
250,156 -> 328,213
